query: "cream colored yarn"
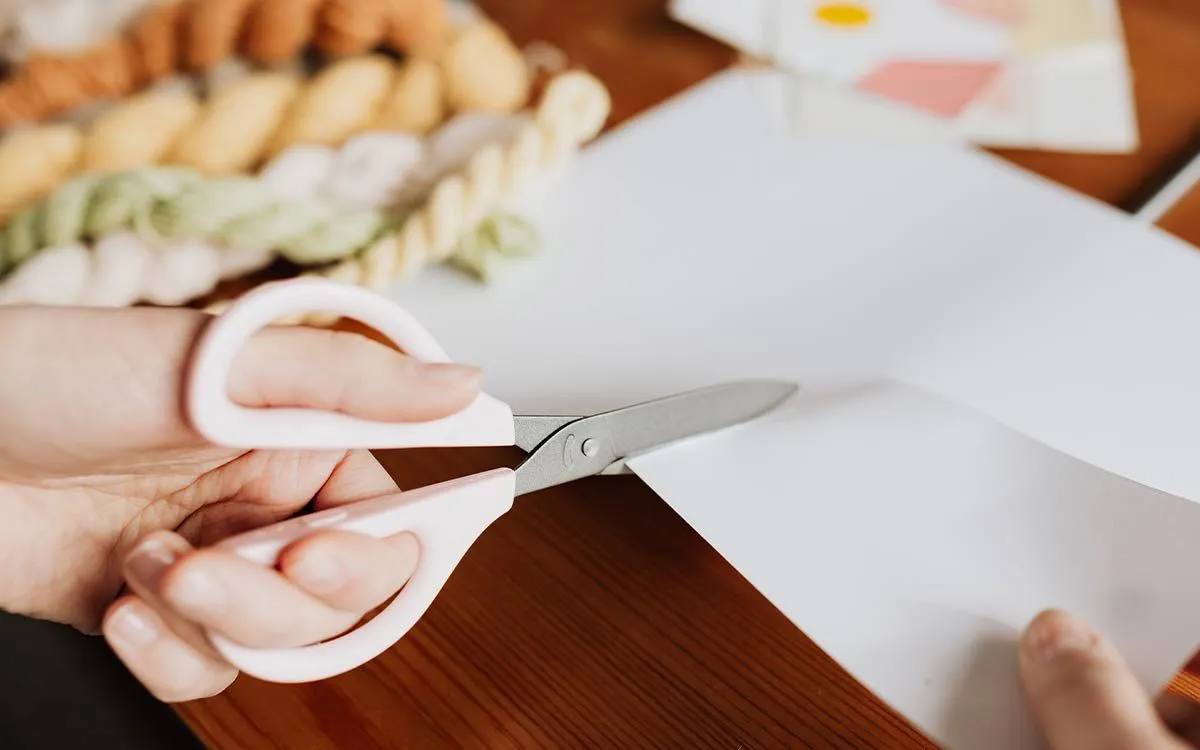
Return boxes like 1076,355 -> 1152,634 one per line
0,232 -> 272,307
441,21 -> 530,114
0,54 -> 448,225
0,18 -> 534,225
0,70 -> 611,317
0,111 -> 536,306
272,69 -> 611,325
0,125 -> 82,222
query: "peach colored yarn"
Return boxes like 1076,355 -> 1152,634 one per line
0,0 -> 448,127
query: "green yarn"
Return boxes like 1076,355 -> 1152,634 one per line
0,166 -> 392,275
88,168 -> 201,237
449,213 -> 540,282
151,176 -> 276,238
0,167 -> 538,286
38,174 -> 103,246
2,207 -> 38,269
281,210 -> 394,264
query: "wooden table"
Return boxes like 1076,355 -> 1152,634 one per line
174,2 -> 1200,747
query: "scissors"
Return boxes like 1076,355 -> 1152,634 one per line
184,278 -> 796,684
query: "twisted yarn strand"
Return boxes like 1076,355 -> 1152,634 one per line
0,166 -> 392,274
0,231 -> 278,307
0,0 -> 449,128
203,70 -> 611,325
0,70 -> 610,316
0,127 -> 430,306
0,19 -> 532,223
0,56 -> 431,223
305,70 -> 610,301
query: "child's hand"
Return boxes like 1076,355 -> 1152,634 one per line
0,304 -> 481,701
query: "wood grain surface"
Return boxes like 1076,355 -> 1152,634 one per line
175,1 -> 1200,747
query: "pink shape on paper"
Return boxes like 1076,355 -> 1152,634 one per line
972,67 -> 1017,115
854,61 -> 1004,118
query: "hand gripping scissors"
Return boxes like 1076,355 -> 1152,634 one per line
185,278 -> 796,684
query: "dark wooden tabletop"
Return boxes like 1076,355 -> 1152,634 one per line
174,1 -> 1200,747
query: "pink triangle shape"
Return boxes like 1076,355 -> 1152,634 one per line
855,60 -> 1004,118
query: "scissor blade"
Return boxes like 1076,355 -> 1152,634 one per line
512,380 -> 796,496
602,380 -> 798,459
513,415 -> 580,452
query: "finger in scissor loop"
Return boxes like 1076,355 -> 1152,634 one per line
230,326 -> 481,423
278,528 -> 419,613
147,545 -> 363,649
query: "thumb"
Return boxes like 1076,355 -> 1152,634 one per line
1019,609 -> 1185,750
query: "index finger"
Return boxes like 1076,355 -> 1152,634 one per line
227,324 -> 482,423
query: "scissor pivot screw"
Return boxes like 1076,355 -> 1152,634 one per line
581,439 -> 599,458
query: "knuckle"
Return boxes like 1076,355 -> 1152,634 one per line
157,551 -> 215,601
326,329 -> 402,372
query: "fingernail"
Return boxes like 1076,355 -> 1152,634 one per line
1023,609 -> 1099,663
169,565 -> 226,615
126,538 -> 181,587
289,548 -> 343,595
108,601 -> 160,648
419,362 -> 481,386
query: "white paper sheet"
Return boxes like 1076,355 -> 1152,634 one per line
387,70 -> 1200,748
629,381 -> 1200,750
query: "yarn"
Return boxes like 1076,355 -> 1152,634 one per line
441,21 -> 530,114
447,211 -> 538,282
200,211 -> 538,323
0,124 -> 81,222
0,70 -> 610,315
371,56 -> 443,134
0,213 -> 530,309
203,71 -> 609,324
261,131 -> 426,209
0,127 -> 430,307
264,54 -> 395,156
0,166 -> 392,273
304,70 -> 610,298
0,0 -> 449,127
0,123 -> 429,271
0,0 -> 164,61
0,231 -> 274,307
406,111 -> 532,195
163,69 -> 302,174
0,23 -> 529,223
80,85 -> 200,171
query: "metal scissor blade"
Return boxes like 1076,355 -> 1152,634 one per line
512,380 -> 797,496
602,379 -> 797,459
513,415 -> 580,452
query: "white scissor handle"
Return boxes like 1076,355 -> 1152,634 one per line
210,469 -> 517,683
186,278 -> 515,450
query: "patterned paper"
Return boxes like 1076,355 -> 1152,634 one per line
670,0 -> 1138,152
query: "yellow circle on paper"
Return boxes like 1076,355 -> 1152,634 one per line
814,2 -> 872,27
